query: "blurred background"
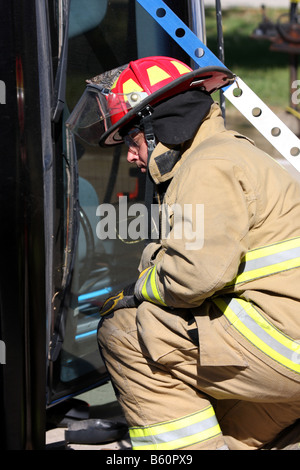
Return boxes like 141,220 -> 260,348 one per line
205,0 -> 300,184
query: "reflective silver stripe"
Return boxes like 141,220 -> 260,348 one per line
240,246 -> 300,272
213,297 -> 300,374
129,406 -> 221,450
227,237 -> 300,287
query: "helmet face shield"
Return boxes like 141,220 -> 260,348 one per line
66,63 -> 148,146
66,87 -> 107,146
66,57 -> 235,147
66,84 -> 139,146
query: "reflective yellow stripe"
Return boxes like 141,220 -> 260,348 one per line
213,297 -> 300,374
171,60 -> 191,75
227,237 -> 300,287
129,406 -> 221,450
122,78 -> 144,95
147,66 -> 171,86
141,266 -> 166,306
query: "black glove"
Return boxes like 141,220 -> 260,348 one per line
100,283 -> 140,317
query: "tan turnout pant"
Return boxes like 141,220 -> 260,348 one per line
97,301 -> 300,450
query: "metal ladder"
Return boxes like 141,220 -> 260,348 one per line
137,0 -> 300,174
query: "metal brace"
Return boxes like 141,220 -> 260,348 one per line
136,0 -> 300,173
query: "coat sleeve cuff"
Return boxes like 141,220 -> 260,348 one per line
134,266 -> 167,306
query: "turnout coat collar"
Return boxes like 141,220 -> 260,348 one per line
149,103 -> 227,185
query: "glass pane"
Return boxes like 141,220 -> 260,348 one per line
51,0 -> 190,400
58,0 -> 144,388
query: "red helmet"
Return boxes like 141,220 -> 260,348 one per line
66,56 -> 235,147
107,57 -> 195,127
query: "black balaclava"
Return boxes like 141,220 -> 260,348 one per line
151,88 -> 214,146
120,88 -> 214,147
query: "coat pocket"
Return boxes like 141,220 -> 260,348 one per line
193,301 -> 248,367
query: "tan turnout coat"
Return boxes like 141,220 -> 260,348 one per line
99,103 -> 300,449
137,103 -> 300,370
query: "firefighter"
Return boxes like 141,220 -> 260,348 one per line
79,56 -> 300,450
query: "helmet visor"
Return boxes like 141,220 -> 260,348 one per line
66,86 -> 108,146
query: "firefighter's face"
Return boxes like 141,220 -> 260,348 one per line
124,129 -> 148,172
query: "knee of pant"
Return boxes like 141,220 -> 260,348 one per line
135,301 -> 179,345
97,313 -> 112,349
97,307 -> 137,351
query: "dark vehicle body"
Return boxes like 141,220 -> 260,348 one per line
0,0 -> 202,449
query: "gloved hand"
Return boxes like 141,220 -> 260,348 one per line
100,283 -> 140,317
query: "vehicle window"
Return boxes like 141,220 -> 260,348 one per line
50,0 -> 190,401
58,0 -> 145,388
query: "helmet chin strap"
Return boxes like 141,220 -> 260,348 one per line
138,107 -> 156,245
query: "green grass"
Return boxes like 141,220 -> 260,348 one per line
205,7 -> 291,109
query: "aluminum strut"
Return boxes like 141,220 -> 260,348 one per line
136,0 -> 300,173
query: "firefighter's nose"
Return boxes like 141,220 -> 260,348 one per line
127,149 -> 138,163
